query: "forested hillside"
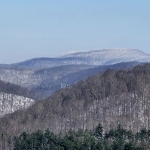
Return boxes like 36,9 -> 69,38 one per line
0,63 -> 150,149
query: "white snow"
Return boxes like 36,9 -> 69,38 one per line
0,92 -> 35,117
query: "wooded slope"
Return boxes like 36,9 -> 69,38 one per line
0,63 -> 150,136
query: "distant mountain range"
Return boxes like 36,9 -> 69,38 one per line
0,49 -> 149,116
0,49 -> 149,100
11,49 -> 150,68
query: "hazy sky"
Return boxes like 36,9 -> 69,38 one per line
0,0 -> 150,64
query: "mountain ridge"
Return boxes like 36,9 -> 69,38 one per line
10,49 -> 150,68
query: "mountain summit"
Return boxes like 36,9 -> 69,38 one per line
13,49 -> 150,68
59,49 -> 150,65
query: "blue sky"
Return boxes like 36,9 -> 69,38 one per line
0,0 -> 150,64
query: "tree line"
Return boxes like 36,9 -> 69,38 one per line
11,124 -> 150,150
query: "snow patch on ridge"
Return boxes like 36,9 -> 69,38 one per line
0,92 -> 35,117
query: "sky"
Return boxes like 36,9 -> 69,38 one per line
0,0 -> 150,64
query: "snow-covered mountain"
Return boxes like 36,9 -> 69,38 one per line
59,49 -> 150,65
12,49 -> 150,68
0,92 -> 35,117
